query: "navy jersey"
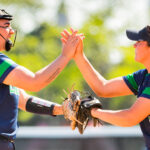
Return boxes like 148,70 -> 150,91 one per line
0,53 -> 19,140
123,69 -> 150,149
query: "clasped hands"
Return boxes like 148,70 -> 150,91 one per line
60,28 -> 85,61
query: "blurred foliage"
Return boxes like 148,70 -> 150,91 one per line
0,0 -> 42,8
2,1 -> 145,125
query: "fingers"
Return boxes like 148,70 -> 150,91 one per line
61,35 -> 79,46
61,38 -> 66,44
71,36 -> 79,47
61,29 -> 70,40
77,34 -> 85,40
61,28 -> 84,39
64,29 -> 70,37
61,28 -> 85,48
77,33 -> 84,36
70,28 -> 85,40
70,28 -> 74,33
61,32 -> 68,40
78,33 -> 85,38
70,28 -> 78,35
72,29 -> 78,36
62,28 -> 77,37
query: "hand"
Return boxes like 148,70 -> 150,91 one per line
91,108 -> 97,117
70,28 -> 84,60
61,29 -> 79,60
91,107 -> 100,118
61,28 -> 85,60
74,35 -> 84,60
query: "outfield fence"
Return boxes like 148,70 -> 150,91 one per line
17,125 -> 142,139
15,126 -> 145,150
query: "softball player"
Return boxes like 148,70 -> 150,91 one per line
0,9 -> 79,150
61,26 -> 150,150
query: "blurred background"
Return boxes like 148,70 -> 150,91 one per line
1,0 -> 150,149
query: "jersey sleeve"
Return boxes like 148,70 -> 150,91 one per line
0,54 -> 18,83
140,79 -> 150,99
140,87 -> 150,99
123,69 -> 147,95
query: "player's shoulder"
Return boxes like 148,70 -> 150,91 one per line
0,52 -> 9,59
133,68 -> 147,77
0,52 -> 16,65
0,52 -> 12,62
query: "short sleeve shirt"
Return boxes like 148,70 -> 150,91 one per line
123,69 -> 149,98
0,53 -> 19,140
123,69 -> 150,149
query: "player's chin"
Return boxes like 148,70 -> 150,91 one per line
135,56 -> 138,62
135,56 -> 144,64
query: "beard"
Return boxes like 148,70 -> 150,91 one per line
0,31 -> 17,52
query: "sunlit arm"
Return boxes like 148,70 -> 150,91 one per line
91,97 -> 150,127
74,54 -> 132,97
18,89 -> 63,116
4,55 -> 69,92
3,32 -> 79,92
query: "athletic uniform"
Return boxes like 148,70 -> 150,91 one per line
0,53 -> 19,150
123,69 -> 150,150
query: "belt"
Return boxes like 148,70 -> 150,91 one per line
0,136 -> 14,143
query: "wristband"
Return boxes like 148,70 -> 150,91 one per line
26,97 -> 56,116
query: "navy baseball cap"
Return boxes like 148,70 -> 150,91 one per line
126,26 -> 150,44
0,9 -> 13,20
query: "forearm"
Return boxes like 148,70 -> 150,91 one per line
91,108 -> 136,127
6,55 -> 70,92
34,55 -> 69,90
74,54 -> 107,96
26,97 -> 63,116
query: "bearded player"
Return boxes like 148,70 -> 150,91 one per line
0,9 -> 82,150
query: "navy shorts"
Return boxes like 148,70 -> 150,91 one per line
0,139 -> 15,150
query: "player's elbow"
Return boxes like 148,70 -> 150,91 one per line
30,86 -> 42,92
93,81 -> 113,98
27,76 -> 48,92
26,85 -> 42,92
26,81 -> 45,92
96,91 -> 109,98
92,86 -> 106,97
95,88 -> 112,98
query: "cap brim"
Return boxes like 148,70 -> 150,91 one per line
126,30 -> 140,41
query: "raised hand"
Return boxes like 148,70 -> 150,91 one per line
61,28 -> 85,60
70,28 -> 85,60
61,29 -> 79,60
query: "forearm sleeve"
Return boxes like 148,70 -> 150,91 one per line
26,97 -> 56,116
